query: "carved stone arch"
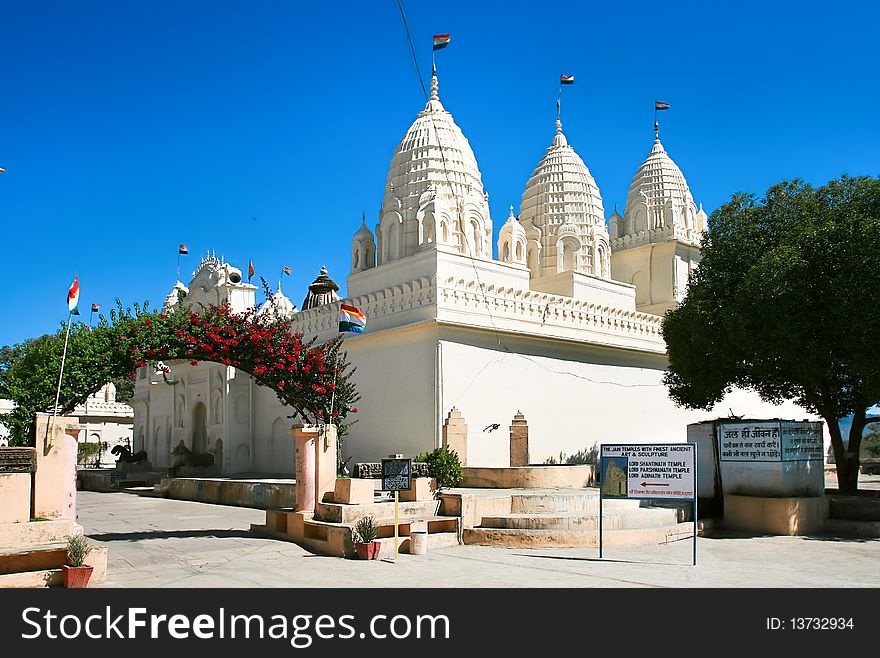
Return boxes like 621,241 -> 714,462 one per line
515,239 -> 524,263
352,245 -> 361,271
556,235 -> 581,273
632,205 -> 647,234
212,387 -> 223,425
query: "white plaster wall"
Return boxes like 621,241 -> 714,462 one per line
439,336 -> 819,467
337,324 -> 439,467
530,270 -> 636,309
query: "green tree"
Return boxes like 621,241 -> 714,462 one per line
663,175 -> 880,492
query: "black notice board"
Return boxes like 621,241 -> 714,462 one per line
381,458 -> 412,492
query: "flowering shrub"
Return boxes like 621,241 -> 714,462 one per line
0,299 -> 360,446
111,303 -> 359,427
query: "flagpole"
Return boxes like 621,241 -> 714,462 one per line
49,311 -> 74,446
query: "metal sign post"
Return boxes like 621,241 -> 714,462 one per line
598,458 -> 604,559
599,443 -> 697,566
394,490 -> 400,560
382,457 -> 412,563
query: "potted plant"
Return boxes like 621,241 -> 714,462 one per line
353,516 -> 381,560
62,535 -> 93,588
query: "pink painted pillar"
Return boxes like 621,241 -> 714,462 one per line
293,424 -> 338,513
294,428 -> 316,512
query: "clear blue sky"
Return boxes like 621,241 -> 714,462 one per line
1,0 -> 877,347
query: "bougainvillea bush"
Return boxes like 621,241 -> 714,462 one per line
0,300 -> 359,446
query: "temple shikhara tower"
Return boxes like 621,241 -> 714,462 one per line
133,69 -> 811,474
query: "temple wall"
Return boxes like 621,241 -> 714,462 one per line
437,332 -> 820,467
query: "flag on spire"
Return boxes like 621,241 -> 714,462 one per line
248,260 -> 255,282
433,34 -> 451,51
655,101 -> 670,111
178,244 -> 188,255
67,276 -> 80,315
91,303 -> 100,313
282,266 -> 292,276
560,74 -> 574,85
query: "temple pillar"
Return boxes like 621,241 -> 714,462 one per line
509,411 -> 529,467
442,407 -> 468,465
293,424 -> 338,512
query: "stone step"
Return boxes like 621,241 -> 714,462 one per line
372,531 -> 460,557
315,499 -> 441,524
479,508 -> 680,531
823,519 -> 880,538
0,520 -> 79,550
510,493 -> 640,514
463,522 -> 694,549
0,568 -> 63,588
0,543 -> 68,575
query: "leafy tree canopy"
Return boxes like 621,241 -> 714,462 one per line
0,300 -> 359,447
663,175 -> 880,491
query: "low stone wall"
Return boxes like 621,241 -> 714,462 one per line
461,465 -> 595,489
160,478 -> 296,509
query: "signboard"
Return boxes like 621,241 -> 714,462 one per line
598,443 -> 697,565
600,444 -> 696,500
381,458 -> 412,492
0,448 -> 36,474
718,421 -> 823,462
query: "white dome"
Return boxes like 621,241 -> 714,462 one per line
353,214 -> 374,242
162,281 -> 189,312
258,284 -> 298,319
520,119 -> 605,231
519,119 -> 609,278
498,205 -> 526,265
617,128 -> 704,249
378,71 -> 492,262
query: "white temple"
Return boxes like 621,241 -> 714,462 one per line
132,70 -> 814,474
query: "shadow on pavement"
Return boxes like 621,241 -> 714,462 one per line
511,554 -> 687,567
86,529 -> 270,542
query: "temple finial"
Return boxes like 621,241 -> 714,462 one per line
430,63 -> 439,101
654,120 -> 659,140
361,211 -> 366,225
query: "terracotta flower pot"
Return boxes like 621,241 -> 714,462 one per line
355,542 -> 381,560
62,565 -> 94,588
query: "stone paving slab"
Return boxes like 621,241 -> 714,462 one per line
76,490 -> 880,589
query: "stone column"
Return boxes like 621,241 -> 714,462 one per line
509,411 -> 529,467
293,424 -> 337,513
33,415 -> 79,520
442,407 -> 468,466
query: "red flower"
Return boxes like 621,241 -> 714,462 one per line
351,407 -> 358,414
190,360 -> 198,366
145,319 -> 153,328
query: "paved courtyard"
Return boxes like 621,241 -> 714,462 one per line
77,490 -> 880,588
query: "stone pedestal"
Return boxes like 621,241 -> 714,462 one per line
442,408 -> 468,466
0,473 -> 30,523
723,494 -> 829,535
293,424 -> 338,513
334,478 -> 374,505
33,415 -> 78,520
399,477 -> 436,502
509,411 -> 529,467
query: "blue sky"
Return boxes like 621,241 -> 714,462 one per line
0,0 -> 877,346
